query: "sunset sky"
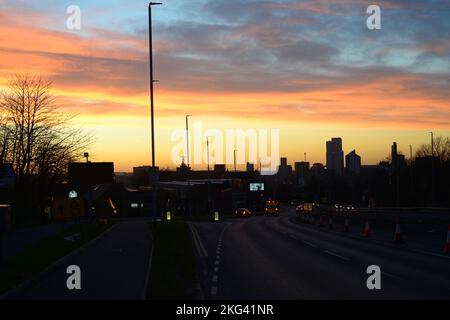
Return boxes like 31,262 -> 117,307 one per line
0,0 -> 449,172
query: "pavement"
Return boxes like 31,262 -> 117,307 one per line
191,206 -> 450,300
4,220 -> 78,258
5,220 -> 153,300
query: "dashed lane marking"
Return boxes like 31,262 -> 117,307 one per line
323,250 -> 351,261
302,240 -> 318,248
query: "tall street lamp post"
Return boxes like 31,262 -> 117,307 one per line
185,115 -> 192,217
186,115 -> 192,168
148,2 -> 162,220
207,136 -> 211,175
429,131 -> 434,206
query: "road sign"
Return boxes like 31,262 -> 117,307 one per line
52,198 -> 85,222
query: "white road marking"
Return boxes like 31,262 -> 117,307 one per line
194,227 -> 209,257
302,240 -> 317,248
383,271 -> 403,280
210,221 -> 231,298
323,250 -> 350,261
189,224 -> 204,257
411,249 -> 450,260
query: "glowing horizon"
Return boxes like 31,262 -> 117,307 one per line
1,0 -> 449,172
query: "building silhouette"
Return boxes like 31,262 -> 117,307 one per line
277,157 -> 293,183
326,138 -> 344,175
391,142 -> 406,169
295,161 -> 310,186
345,150 -> 361,174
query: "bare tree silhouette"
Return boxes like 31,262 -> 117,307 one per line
416,136 -> 450,162
0,74 -> 91,225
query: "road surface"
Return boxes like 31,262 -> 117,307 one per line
6,220 -> 152,300
191,206 -> 450,299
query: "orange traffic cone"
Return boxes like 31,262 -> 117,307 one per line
394,219 -> 402,243
444,225 -> 450,254
344,218 -> 350,233
363,220 -> 371,237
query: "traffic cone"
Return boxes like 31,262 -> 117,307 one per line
444,225 -> 450,253
344,218 -> 350,233
394,219 -> 402,243
328,217 -> 333,230
363,220 -> 371,237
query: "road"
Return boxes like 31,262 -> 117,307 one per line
6,220 -> 152,300
191,206 -> 450,299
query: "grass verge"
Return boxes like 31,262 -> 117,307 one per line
147,221 -> 197,300
0,219 -> 115,295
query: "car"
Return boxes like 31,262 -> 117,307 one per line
333,204 -> 344,213
264,200 -> 280,216
295,204 -> 304,215
344,205 -> 355,212
235,208 -> 252,217
290,200 -> 301,206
